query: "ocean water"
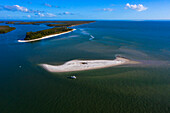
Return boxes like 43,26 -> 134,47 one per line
0,21 -> 170,113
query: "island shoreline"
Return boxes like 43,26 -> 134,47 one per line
18,29 -> 76,43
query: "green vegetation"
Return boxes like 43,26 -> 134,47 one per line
18,21 -> 95,25
6,22 -> 17,24
0,21 -> 95,38
47,21 -> 95,27
0,21 -> 23,24
0,21 -> 95,26
47,24 -> 69,27
18,21 -> 95,40
25,27 -> 73,40
0,26 -> 16,34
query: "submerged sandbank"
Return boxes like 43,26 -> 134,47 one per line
18,29 -> 76,43
41,57 -> 139,73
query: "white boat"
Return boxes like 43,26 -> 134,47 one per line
70,76 -> 76,79
89,35 -> 95,40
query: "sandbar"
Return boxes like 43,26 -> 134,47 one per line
41,57 -> 138,72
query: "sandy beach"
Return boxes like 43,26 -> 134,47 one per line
41,57 -> 139,72
18,29 -> 76,43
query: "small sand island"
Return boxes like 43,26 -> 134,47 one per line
0,26 -> 16,34
41,57 -> 139,72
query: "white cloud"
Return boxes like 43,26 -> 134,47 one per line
58,12 -> 74,15
44,3 -> 52,7
36,13 -> 45,17
97,8 -> 114,12
63,12 -> 70,15
103,8 -> 114,12
27,15 -> 31,18
46,13 -> 57,17
35,13 -> 57,17
125,3 -> 148,11
1,5 -> 43,13
44,3 -> 58,8
3,5 -> 29,12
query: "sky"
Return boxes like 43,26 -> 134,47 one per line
0,0 -> 169,20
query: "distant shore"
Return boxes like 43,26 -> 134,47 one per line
18,29 -> 76,43
41,57 -> 139,73
0,26 -> 16,34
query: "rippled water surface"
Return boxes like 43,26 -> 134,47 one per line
0,21 -> 170,113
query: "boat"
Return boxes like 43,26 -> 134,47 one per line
70,76 -> 76,79
67,76 -> 76,79
89,35 -> 95,40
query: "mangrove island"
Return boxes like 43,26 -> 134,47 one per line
0,26 -> 16,34
25,27 -> 73,40
17,21 -> 95,42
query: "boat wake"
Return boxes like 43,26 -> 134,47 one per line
89,35 -> 95,40
80,29 -> 95,41
80,29 -> 90,35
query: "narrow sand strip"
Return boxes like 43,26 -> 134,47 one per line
18,29 -> 76,43
41,57 -> 139,73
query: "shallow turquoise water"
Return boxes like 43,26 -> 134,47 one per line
0,21 -> 170,113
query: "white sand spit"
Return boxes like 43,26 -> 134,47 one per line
18,29 -> 76,43
41,57 -> 138,72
